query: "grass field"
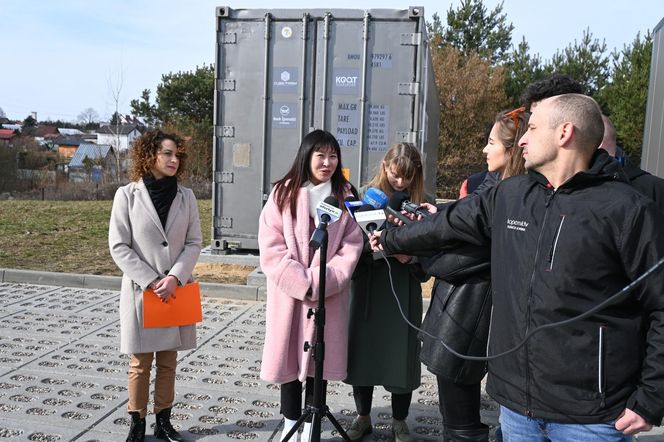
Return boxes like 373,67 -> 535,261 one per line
0,199 -> 253,284
0,199 -> 434,294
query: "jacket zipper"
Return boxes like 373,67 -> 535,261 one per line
524,188 -> 556,417
598,325 -> 607,407
546,215 -> 566,271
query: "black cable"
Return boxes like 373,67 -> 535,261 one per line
380,251 -> 664,362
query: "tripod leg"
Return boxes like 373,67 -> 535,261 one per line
325,409 -> 352,442
281,412 -> 309,441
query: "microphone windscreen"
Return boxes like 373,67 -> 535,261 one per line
324,196 -> 339,208
388,191 -> 409,210
363,187 -> 388,209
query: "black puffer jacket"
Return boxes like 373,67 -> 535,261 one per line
419,244 -> 492,384
382,150 -> 664,425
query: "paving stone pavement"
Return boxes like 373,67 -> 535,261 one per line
0,281 -> 662,441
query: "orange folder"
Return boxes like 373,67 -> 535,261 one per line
143,281 -> 203,328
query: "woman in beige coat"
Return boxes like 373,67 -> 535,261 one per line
109,129 -> 202,442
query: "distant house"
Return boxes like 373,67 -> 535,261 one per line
53,136 -> 86,159
34,125 -> 59,138
33,126 -> 60,150
97,124 -> 143,151
0,128 -> 17,146
58,128 -> 84,136
1,124 -> 21,132
68,143 -> 116,182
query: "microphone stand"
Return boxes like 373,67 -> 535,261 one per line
281,220 -> 351,442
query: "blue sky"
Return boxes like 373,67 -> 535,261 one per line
1,0 -> 662,122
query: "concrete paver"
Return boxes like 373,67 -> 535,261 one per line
0,281 -> 661,441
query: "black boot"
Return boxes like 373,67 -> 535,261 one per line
154,407 -> 186,441
444,425 -> 490,442
126,412 -> 146,442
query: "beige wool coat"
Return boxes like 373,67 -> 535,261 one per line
109,180 -> 202,355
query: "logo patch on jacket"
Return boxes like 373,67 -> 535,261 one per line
506,218 -> 529,232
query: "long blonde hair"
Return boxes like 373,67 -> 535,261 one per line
366,143 -> 425,203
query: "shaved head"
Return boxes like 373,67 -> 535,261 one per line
543,94 -> 604,153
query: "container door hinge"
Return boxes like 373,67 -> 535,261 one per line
398,82 -> 419,96
214,216 -> 233,228
215,171 -> 234,183
400,32 -> 422,46
218,79 -> 236,91
396,131 -> 417,143
216,126 -> 235,137
219,32 -> 237,44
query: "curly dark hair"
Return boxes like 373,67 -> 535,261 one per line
521,73 -> 585,109
129,129 -> 187,182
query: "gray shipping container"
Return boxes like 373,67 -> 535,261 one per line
212,6 -> 440,252
642,16 -> 664,177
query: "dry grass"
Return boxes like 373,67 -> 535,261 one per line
0,199 -> 252,285
192,262 -> 253,285
0,199 -> 432,294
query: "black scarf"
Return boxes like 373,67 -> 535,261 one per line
143,175 -> 177,229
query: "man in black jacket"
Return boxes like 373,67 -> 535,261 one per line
524,74 -> 664,211
372,94 -> 664,441
600,114 -> 664,211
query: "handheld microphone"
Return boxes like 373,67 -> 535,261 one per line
315,196 -> 342,226
386,191 -> 412,225
344,196 -> 363,218
310,196 -> 341,249
401,199 -> 430,218
353,204 -> 386,235
363,187 -> 388,209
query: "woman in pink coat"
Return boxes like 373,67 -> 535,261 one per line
259,129 -> 363,441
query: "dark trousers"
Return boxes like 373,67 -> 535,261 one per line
352,385 -> 412,421
280,377 -> 327,421
436,375 -> 484,430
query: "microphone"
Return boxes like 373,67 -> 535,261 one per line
386,191 -> 413,225
401,199 -> 430,218
353,204 -> 386,235
310,196 -> 341,249
344,196 -> 363,218
316,196 -> 342,226
363,187 -> 388,209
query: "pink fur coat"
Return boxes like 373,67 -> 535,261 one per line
258,186 -> 363,384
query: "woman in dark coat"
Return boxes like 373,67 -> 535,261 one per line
345,143 -> 428,442
419,107 -> 529,441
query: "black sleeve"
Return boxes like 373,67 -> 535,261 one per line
621,200 -> 664,424
470,171 -> 500,196
382,185 -> 495,257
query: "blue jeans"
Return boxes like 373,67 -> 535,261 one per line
499,406 -> 632,442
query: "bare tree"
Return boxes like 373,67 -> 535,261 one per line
0,107 -> 6,119
77,108 -> 99,125
108,69 -> 124,181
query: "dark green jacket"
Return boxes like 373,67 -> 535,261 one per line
345,226 -> 425,393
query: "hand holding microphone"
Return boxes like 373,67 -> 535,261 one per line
385,191 -> 437,226
369,229 -> 383,251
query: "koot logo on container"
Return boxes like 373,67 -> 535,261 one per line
333,68 -> 360,95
